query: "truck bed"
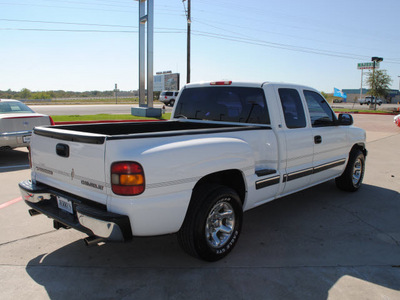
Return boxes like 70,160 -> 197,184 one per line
34,121 -> 266,144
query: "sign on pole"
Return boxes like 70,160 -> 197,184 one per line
357,62 -> 380,70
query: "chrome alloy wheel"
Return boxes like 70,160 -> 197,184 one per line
352,157 -> 363,185
205,201 -> 235,248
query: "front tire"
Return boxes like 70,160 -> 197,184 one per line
335,149 -> 365,192
178,184 -> 243,261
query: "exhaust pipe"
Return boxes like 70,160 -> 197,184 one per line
29,209 -> 41,216
53,220 -> 70,230
84,236 -> 105,247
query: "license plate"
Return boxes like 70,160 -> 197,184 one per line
57,196 -> 73,214
23,136 -> 31,143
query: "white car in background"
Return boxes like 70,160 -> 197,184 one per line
358,96 -> 383,106
0,99 -> 54,150
159,90 -> 179,106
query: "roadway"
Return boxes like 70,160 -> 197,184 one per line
0,114 -> 399,299
29,103 -> 400,116
30,103 -> 172,116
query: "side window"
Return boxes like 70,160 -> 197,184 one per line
278,88 -> 306,129
304,90 -> 336,127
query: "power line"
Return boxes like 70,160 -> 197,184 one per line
2,24 -> 399,64
0,18 -> 137,28
0,1 -> 134,13
1,20 -> 399,64
0,27 -> 184,34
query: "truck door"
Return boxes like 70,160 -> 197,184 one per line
302,90 -> 348,184
278,88 -> 314,195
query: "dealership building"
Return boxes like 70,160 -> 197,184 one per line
341,89 -> 400,103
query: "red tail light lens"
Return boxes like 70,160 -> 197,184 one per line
111,162 -> 145,196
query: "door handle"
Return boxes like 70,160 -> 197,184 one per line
314,135 -> 322,144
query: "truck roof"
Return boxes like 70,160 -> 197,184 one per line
183,81 -> 319,92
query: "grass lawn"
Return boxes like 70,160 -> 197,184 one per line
333,108 -> 396,114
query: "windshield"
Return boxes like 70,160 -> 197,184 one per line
174,87 -> 270,124
0,101 -> 34,114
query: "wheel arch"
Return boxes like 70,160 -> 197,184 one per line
351,143 -> 367,158
193,169 -> 246,206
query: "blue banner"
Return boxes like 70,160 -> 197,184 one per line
334,88 -> 347,99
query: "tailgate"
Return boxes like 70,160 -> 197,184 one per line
30,127 -> 108,205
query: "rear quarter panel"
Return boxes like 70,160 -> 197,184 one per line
104,133 -> 256,235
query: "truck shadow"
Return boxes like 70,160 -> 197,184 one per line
25,181 -> 400,299
0,148 -> 29,172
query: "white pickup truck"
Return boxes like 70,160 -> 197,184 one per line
19,81 -> 367,261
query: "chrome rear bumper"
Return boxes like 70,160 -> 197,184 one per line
19,180 -> 132,242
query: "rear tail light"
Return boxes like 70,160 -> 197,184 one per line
111,162 -> 145,196
49,116 -> 55,126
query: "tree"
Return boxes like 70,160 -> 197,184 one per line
19,88 -> 32,99
365,69 -> 392,109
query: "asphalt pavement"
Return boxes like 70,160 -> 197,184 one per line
0,114 -> 399,299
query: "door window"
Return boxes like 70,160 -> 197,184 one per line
304,90 -> 336,127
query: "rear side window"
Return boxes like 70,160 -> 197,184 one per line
278,88 -> 306,128
303,90 -> 336,127
174,87 -> 270,124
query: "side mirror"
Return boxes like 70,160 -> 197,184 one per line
337,113 -> 353,126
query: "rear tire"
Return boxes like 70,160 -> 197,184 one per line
335,149 -> 365,192
178,184 -> 243,261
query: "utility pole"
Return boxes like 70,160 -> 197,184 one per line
184,0 -> 191,84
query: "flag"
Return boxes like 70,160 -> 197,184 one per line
334,88 -> 347,99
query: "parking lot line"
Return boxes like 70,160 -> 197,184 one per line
0,197 -> 22,210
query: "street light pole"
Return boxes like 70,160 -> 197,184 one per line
371,56 -> 383,110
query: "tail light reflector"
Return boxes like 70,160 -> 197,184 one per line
111,162 -> 145,196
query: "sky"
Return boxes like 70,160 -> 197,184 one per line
1,0 -> 400,93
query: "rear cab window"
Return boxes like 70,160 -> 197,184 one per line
278,88 -> 307,129
174,87 -> 270,124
